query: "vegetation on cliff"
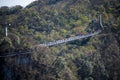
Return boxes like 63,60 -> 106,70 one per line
0,0 -> 120,80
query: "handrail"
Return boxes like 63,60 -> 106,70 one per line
38,30 -> 101,47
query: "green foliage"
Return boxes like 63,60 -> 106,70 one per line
0,0 -> 120,80
0,37 -> 13,52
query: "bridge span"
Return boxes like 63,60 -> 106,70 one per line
37,30 -> 101,47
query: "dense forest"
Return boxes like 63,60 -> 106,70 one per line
0,0 -> 120,80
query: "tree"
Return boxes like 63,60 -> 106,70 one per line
0,37 -> 13,53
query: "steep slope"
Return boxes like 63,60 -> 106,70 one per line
0,0 -> 120,80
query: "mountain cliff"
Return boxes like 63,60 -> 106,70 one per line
0,0 -> 120,80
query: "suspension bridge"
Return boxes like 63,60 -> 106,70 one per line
0,15 -> 103,57
38,30 -> 101,47
36,15 -> 103,47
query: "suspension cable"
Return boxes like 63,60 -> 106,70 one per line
0,51 -> 33,58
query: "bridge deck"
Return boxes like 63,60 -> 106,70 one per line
37,30 -> 101,47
